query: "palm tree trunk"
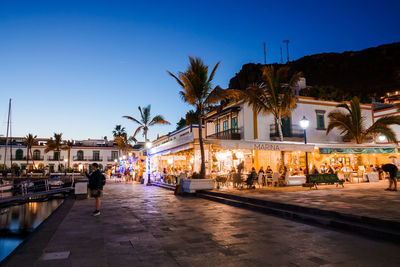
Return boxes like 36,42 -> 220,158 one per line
26,146 -> 29,170
276,115 -> 285,168
30,149 -> 34,168
198,106 -> 206,178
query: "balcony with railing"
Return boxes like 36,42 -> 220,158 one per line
73,156 -> 103,161
47,156 -> 64,161
107,157 -> 119,162
207,128 -> 241,140
269,124 -> 304,141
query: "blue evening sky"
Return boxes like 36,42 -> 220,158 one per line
0,0 -> 399,141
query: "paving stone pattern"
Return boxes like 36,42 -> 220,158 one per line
217,181 -> 400,222
18,183 -> 400,266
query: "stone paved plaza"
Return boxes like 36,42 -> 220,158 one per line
6,182 -> 400,266
216,181 -> 400,222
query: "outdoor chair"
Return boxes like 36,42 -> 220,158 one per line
215,176 -> 228,188
272,172 -> 279,186
232,173 -> 243,189
258,173 -> 265,188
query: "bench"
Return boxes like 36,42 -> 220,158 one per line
306,174 -> 345,189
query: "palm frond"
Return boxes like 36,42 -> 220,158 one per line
149,115 -> 170,126
122,116 -> 142,125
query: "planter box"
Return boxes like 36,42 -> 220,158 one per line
182,179 -> 214,193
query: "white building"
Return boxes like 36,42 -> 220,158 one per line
0,137 -> 120,172
374,106 -> 400,145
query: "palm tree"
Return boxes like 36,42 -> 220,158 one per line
112,125 -> 126,138
45,133 -> 64,171
114,134 -> 135,156
24,134 -> 37,169
228,66 -> 302,166
123,105 -> 170,142
327,96 -> 400,144
168,57 -> 231,178
112,125 -> 127,157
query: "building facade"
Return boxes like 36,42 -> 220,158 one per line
0,137 -> 120,172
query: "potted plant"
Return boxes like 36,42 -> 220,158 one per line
181,172 -> 214,193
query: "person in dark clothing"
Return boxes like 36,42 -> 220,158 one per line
382,163 -> 398,191
86,163 -> 104,216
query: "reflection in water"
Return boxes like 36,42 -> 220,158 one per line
0,199 -> 63,262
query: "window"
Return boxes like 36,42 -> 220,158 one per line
33,150 -> 41,160
315,110 -> 326,130
16,149 -> 23,160
93,151 -> 100,161
111,151 -> 118,160
223,120 -> 228,131
54,151 -> 60,160
77,150 -> 84,160
231,117 -> 238,130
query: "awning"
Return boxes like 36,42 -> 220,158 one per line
315,143 -> 397,154
150,133 -> 194,156
218,140 -> 315,152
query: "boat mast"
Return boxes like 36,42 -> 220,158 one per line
3,99 -> 11,169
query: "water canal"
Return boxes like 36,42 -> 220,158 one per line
0,199 -> 63,262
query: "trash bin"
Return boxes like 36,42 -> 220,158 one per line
75,177 -> 89,199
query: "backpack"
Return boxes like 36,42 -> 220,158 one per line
102,173 -> 106,186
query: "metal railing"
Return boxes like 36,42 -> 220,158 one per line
47,156 -> 65,161
207,128 -> 241,140
269,124 -> 304,140
73,156 -> 103,161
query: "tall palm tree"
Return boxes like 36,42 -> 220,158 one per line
45,133 -> 64,171
327,96 -> 400,144
168,57 -> 230,178
228,66 -> 302,166
123,105 -> 170,142
24,134 -> 37,169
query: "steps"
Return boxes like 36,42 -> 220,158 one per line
197,190 -> 400,244
152,182 -> 175,191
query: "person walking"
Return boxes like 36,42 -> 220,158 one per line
382,163 -> 398,191
86,163 -> 105,216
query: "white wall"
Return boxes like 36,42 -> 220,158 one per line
374,107 -> 400,145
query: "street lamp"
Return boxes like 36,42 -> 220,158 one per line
145,140 -> 152,185
299,116 -> 310,174
378,135 -> 386,142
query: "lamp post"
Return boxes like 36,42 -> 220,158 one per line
299,116 -> 310,175
146,140 -> 152,186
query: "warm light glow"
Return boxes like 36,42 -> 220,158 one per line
146,141 -> 152,149
299,116 -> 309,129
235,152 -> 244,159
